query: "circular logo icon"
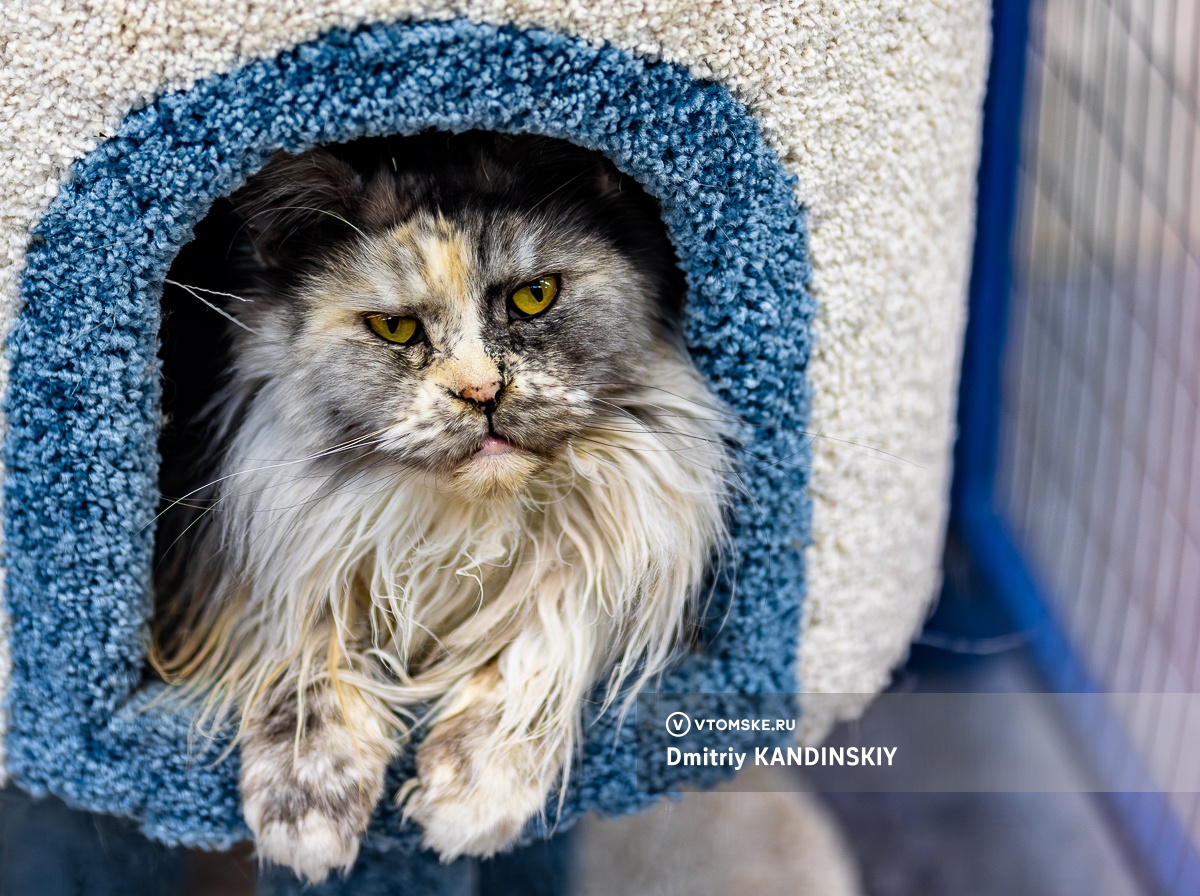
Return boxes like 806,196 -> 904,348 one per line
665,711 -> 692,737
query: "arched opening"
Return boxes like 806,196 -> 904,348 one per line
4,20 -> 811,844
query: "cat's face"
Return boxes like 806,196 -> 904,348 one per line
228,132 -> 684,497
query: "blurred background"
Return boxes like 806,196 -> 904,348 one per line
827,0 -> 1200,893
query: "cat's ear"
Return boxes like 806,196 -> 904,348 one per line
229,149 -> 364,267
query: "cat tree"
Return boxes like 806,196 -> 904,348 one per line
0,4 -> 990,893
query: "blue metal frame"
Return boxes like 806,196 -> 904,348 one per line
953,1 -> 1200,893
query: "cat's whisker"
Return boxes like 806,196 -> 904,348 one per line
155,491 -> 234,571
164,279 -> 254,303
790,431 -> 925,468
579,429 -> 740,473
584,395 -> 739,430
573,398 -> 750,501
584,381 -> 924,468
231,464 -> 400,565
151,426 -> 397,528
164,279 -> 260,334
159,498 -> 219,512
154,442 -> 399,579
587,401 -> 920,470
579,421 -> 745,468
243,204 -> 368,241
574,381 -> 743,416
525,168 -> 591,214
583,413 -> 759,515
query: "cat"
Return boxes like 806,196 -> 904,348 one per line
153,130 -> 733,882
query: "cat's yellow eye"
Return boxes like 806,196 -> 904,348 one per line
366,313 -> 422,345
508,274 -> 560,319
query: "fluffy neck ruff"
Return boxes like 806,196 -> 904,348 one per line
157,350 -> 732,748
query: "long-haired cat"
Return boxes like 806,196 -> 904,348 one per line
153,131 -> 733,882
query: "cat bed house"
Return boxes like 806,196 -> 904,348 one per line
0,3 -> 990,892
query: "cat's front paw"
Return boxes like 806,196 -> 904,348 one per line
241,751 -> 378,883
244,793 -> 364,883
239,689 -> 395,882
404,713 -> 556,859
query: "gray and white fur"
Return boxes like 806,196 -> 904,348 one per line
154,131 -> 733,881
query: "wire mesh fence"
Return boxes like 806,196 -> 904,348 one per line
996,0 -> 1200,891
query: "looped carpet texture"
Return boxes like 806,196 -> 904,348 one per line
5,19 -> 810,848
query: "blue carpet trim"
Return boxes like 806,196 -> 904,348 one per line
5,19 -> 812,848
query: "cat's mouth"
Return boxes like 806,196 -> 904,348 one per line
452,433 -> 527,468
447,433 -> 542,497
473,435 -> 517,458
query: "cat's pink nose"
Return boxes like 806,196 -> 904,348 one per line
459,380 -> 502,405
